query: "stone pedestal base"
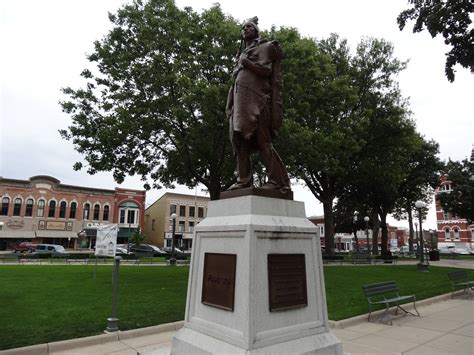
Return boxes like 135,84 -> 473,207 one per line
171,195 -> 342,355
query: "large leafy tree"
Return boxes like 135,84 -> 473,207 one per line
277,33 -> 408,255
397,0 -> 474,82
439,159 -> 474,223
393,136 -> 443,252
60,0 -> 240,199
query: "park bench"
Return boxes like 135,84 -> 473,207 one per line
447,270 -> 474,298
322,255 -> 344,265
351,253 -> 371,264
373,254 -> 398,264
362,280 -> 420,324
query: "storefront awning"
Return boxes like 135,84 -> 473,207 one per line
35,231 -> 78,239
0,230 -> 36,239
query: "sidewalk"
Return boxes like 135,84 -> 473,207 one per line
2,293 -> 472,355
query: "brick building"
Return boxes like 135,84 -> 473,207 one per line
144,192 -> 209,250
0,175 -> 145,250
435,175 -> 474,250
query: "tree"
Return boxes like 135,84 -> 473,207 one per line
276,33 -> 408,255
393,136 -> 443,252
439,159 -> 474,223
60,0 -> 240,200
397,0 -> 474,82
130,227 -> 145,246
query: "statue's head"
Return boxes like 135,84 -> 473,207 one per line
241,16 -> 259,41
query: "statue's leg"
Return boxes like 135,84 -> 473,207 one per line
256,120 -> 291,191
228,132 -> 253,190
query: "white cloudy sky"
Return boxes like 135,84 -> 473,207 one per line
1,0 -> 472,229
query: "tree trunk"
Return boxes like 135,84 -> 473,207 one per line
371,211 -> 380,255
323,200 -> 335,256
380,213 -> 389,255
407,207 -> 414,253
353,227 -> 360,252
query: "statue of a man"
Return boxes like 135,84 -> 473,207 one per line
226,17 -> 291,192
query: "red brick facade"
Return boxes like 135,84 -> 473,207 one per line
0,175 -> 145,250
435,175 -> 474,250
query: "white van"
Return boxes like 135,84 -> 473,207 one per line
35,244 -> 66,253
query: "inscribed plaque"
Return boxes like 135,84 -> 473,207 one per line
201,253 -> 237,311
268,254 -> 308,311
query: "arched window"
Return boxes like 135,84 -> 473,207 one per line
83,203 -> 90,220
37,199 -> 45,217
103,205 -> 110,221
13,198 -> 22,216
59,201 -> 67,218
1,197 -> 9,215
453,227 -> 460,240
25,199 -> 34,217
48,200 -> 56,218
444,228 -> 451,240
69,202 -> 77,219
93,204 -> 100,220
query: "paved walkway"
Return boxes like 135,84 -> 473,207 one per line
2,293 -> 472,355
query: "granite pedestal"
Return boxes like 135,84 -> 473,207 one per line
171,195 -> 343,354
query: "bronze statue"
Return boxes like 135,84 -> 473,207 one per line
226,17 -> 291,192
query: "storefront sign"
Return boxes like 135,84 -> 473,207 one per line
6,220 -> 24,229
46,221 -> 66,231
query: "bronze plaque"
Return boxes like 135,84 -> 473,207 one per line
268,254 -> 308,311
201,253 -> 237,311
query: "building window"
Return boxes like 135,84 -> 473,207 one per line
189,221 -> 194,233
189,206 -> 195,218
103,205 -> 109,221
319,226 -> 325,236
69,202 -> 77,219
83,203 -> 90,220
178,221 -> 185,232
25,199 -> 33,217
471,229 -> 474,241
59,201 -> 67,218
441,184 -> 451,191
93,204 -> 100,220
48,201 -> 56,218
443,211 -> 449,220
1,197 -> 9,215
170,204 -> 177,216
37,199 -> 45,217
179,205 -> 186,217
152,219 -> 156,231
198,207 -> 204,218
453,227 -> 460,240
119,203 -> 139,225
444,228 -> 451,240
13,198 -> 22,216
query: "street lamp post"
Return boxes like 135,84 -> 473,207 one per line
170,213 -> 177,266
415,200 -> 429,272
364,216 -> 370,256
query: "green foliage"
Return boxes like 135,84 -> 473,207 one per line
439,159 -> 474,223
273,32 -> 409,255
397,0 -> 474,81
130,227 -> 145,245
60,0 -> 240,199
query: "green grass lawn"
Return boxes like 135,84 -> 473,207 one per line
0,264 -> 471,350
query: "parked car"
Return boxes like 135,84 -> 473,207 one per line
115,247 -> 131,256
130,244 -> 166,256
35,244 -> 67,254
163,246 -> 189,255
14,242 -> 36,253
